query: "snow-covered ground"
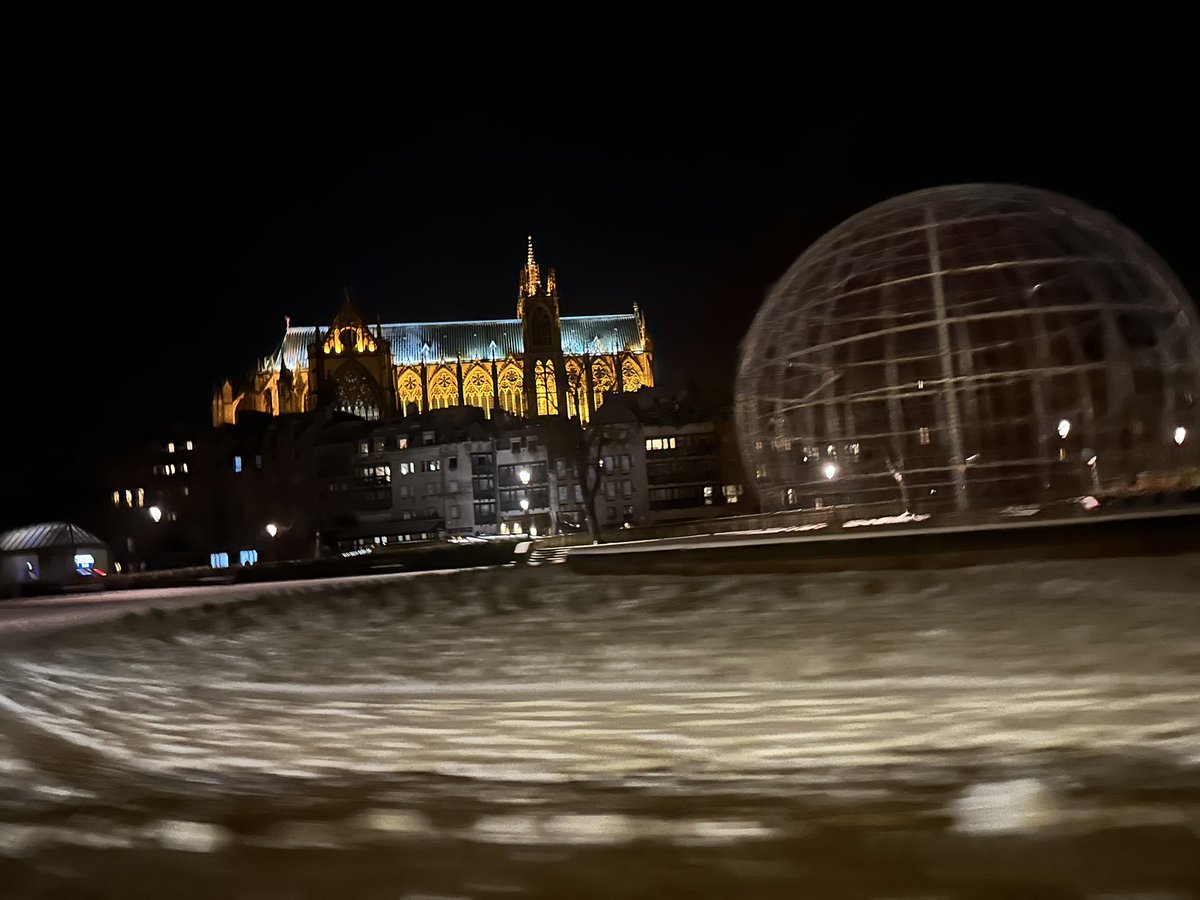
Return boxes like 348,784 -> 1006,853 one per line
1,554 -> 1199,897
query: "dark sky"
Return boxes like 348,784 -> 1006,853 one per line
3,7 -> 1196,528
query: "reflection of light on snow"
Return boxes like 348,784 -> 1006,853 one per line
470,813 -> 775,846
999,505 -> 1041,517
713,524 -> 827,537
842,512 -> 931,528
1080,495 -> 1100,511
951,779 -> 1059,835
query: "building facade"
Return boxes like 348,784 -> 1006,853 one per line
214,238 -> 655,428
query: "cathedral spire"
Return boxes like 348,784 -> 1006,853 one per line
518,234 -> 543,316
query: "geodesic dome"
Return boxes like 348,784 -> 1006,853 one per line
736,184 -> 1200,515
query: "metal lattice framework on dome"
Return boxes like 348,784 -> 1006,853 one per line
736,184 -> 1200,515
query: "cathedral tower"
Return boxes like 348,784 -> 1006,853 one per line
518,236 -> 568,417
308,293 -> 396,420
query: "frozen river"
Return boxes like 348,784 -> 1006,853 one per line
1,555 -> 1199,897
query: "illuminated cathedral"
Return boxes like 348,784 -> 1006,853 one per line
213,238 -> 655,427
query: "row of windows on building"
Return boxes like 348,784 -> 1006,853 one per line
645,434 -> 715,453
113,488 -> 145,508
153,462 -> 189,476
356,435 -> 542,456
341,531 -> 436,550
209,549 -> 257,568
232,455 -> 264,473
165,441 -> 195,454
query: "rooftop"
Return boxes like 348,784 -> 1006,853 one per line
277,313 -> 645,371
0,522 -> 106,553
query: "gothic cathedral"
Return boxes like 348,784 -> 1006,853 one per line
213,238 -> 655,427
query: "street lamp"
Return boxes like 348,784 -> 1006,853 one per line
822,462 -> 838,480
1175,426 -> 1188,447
148,506 -> 162,523
1057,418 -> 1071,440
519,498 -> 530,511
266,523 -> 278,538
518,468 -> 531,484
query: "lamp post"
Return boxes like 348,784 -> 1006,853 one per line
148,506 -> 163,523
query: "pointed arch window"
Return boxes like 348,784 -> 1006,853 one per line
429,369 -> 459,410
534,360 -> 558,416
499,364 -> 524,417
463,366 -> 495,418
332,364 -> 381,420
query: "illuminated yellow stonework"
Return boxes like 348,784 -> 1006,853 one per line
214,239 -> 654,427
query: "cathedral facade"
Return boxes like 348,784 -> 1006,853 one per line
213,239 -> 655,427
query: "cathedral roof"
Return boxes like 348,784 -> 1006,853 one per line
278,313 -> 645,371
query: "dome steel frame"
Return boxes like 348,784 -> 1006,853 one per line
736,184 -> 1200,515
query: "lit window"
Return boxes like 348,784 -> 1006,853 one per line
181,463 -> 188,474
210,552 -> 229,569
359,441 -> 370,455
233,455 -> 243,473
399,461 -> 414,475
137,487 -> 145,508
112,491 -> 120,507
397,437 -> 408,450
125,489 -> 133,507
167,464 -> 175,475
183,486 -> 190,496
239,549 -> 258,566
919,427 -> 931,446
645,438 -> 653,451
255,455 -> 262,469
755,463 -> 767,480
167,442 -> 175,454
703,486 -> 714,497
185,440 -> 193,451
668,437 -> 676,449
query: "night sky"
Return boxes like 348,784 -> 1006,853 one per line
3,8 -> 1195,530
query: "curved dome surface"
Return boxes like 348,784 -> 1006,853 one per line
736,184 -> 1200,515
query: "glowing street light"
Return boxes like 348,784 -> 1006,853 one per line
822,462 -> 838,480
1057,418 -> 1071,439
519,498 -> 530,511
148,506 -> 162,523
518,468 -> 531,485
266,523 -> 278,538
1175,426 -> 1188,446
